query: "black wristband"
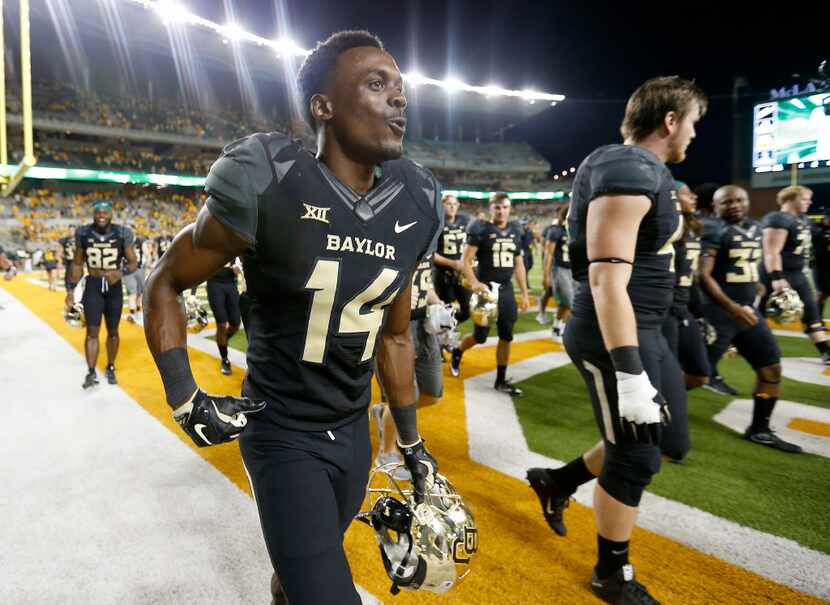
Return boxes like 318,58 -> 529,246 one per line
389,403 -> 420,445
769,270 -> 783,281
609,346 -> 644,375
410,306 -> 427,321
156,347 -> 198,407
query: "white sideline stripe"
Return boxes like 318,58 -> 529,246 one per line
713,399 -> 830,459
781,357 -> 830,387
465,353 -> 830,601
0,294 -> 380,605
186,327 -> 248,370
773,329 -> 808,339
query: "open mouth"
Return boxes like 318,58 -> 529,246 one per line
388,117 -> 407,136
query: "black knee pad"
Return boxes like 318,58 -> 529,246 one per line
598,441 -> 662,507
473,324 -> 489,344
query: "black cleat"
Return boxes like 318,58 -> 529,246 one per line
702,375 -> 738,396
105,365 -> 117,385
744,428 -> 802,453
220,359 -> 232,375
526,468 -> 570,536
590,564 -> 661,604
450,348 -> 462,377
82,369 -> 99,389
494,378 -> 523,396
821,351 -> 830,367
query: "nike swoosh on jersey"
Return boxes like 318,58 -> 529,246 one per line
395,220 -> 418,234
194,424 -> 212,445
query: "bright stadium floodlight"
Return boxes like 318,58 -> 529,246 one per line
154,2 -> 191,24
443,78 -> 464,94
403,71 -> 426,86
122,0 -> 565,101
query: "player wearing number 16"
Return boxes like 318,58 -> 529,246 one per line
143,31 -> 443,605
71,201 -> 138,389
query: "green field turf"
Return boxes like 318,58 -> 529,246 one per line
513,333 -> 830,554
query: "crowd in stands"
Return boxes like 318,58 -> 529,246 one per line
8,81 -> 288,142
0,187 -> 203,253
31,135 -> 216,175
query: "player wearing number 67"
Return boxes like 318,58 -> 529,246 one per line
71,201 -> 138,389
697,186 -> 801,453
143,30 -> 444,605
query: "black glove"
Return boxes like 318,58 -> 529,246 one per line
398,439 -> 438,503
172,389 -> 266,447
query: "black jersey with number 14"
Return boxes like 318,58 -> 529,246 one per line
205,133 -> 443,431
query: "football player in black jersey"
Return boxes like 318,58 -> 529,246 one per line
450,192 -> 530,395
528,77 -> 706,604
662,182 -> 710,389
206,259 -> 242,375
543,204 -> 574,342
71,201 -> 138,388
124,236 -> 147,323
813,210 -> 830,316
58,231 -> 78,312
374,254 -> 445,471
536,215 -> 557,324
761,185 -> 829,364
698,186 -> 801,452
433,193 -> 472,324
41,242 -> 60,291
143,31 -> 444,605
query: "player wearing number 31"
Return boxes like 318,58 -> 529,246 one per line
71,201 -> 138,389
143,31 -> 443,605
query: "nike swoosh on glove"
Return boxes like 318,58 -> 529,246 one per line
173,389 -> 266,447
615,371 -> 671,445
398,439 -> 438,503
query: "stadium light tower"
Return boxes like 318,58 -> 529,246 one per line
0,0 -> 36,197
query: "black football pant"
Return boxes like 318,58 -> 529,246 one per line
564,317 -> 690,502
433,267 -> 471,324
661,305 -> 711,378
206,280 -> 241,326
239,413 -> 370,605
82,277 -> 123,329
703,304 -> 781,372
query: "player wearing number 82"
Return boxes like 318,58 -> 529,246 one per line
142,30 -> 443,605
71,201 -> 138,388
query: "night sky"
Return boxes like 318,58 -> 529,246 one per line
183,0 -> 829,189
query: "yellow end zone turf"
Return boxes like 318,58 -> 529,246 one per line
3,276 -> 823,605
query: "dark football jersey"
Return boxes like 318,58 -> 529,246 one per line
156,235 -> 173,257
546,224 -> 571,269
672,231 -> 702,308
133,237 -> 145,269
813,222 -> 830,268
541,223 -> 554,241
208,259 -> 238,284
437,213 -> 471,261
701,218 -> 762,306
568,144 -> 682,324
59,236 -> 75,262
761,211 -> 811,272
75,223 -> 134,272
410,255 -> 433,311
204,133 -> 443,430
466,220 -> 524,284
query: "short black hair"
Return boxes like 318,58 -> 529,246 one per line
296,30 -> 384,132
